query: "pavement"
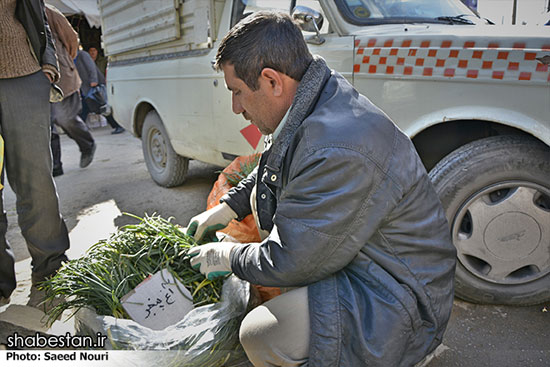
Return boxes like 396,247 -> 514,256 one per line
0,124 -> 548,366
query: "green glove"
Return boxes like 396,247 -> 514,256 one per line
188,242 -> 238,280
186,202 -> 237,244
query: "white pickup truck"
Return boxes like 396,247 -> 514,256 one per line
98,0 -> 550,306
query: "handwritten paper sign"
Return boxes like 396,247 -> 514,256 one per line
121,269 -> 194,330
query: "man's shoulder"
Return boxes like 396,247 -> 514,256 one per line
77,50 -> 94,62
301,89 -> 397,157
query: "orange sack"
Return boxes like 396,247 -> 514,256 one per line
206,154 -> 281,303
206,154 -> 262,243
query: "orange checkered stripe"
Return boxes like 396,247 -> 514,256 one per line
354,38 -> 550,84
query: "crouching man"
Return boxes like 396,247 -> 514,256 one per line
187,12 -> 456,367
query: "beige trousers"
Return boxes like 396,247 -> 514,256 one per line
242,185 -> 309,367
240,286 -> 310,367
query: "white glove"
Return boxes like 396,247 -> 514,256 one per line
186,202 -> 238,243
188,242 -> 238,279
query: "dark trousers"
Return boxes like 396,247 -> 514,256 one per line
0,71 -> 70,298
79,97 -> 123,129
51,122 -> 61,171
51,91 -> 95,162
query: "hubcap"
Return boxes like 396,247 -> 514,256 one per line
148,128 -> 167,171
453,182 -> 550,285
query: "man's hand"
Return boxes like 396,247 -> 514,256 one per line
42,65 -> 59,83
188,242 -> 238,280
186,203 -> 237,243
91,82 -> 98,87
43,71 -> 54,83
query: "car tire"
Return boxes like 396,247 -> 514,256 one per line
142,110 -> 188,187
429,135 -> 550,305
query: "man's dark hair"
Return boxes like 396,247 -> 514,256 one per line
215,11 -> 313,90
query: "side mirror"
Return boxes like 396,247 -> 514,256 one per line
292,6 -> 325,45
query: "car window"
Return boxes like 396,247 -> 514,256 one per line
335,0 -> 479,25
231,0 -> 330,33
242,0 -> 293,13
232,0 -> 292,27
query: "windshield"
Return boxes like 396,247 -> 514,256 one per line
335,0 -> 480,25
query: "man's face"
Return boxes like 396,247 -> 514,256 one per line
222,63 -> 280,135
88,47 -> 98,60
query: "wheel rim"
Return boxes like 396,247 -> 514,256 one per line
147,127 -> 167,172
452,181 -> 550,285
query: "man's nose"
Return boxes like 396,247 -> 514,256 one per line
232,95 -> 244,115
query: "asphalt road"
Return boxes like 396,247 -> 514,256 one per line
4,125 -> 549,366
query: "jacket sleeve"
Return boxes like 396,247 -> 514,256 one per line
41,2 -> 59,71
230,147 -> 396,287
220,166 -> 256,220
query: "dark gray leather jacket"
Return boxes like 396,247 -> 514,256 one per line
223,57 -> 456,366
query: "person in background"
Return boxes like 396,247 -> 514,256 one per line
75,49 -> 125,134
0,0 -> 70,309
187,12 -> 456,367
88,45 -> 107,77
46,4 -> 96,175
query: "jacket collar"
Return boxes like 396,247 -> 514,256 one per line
263,56 -> 332,186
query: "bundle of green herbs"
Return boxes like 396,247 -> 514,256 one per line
40,213 -> 223,325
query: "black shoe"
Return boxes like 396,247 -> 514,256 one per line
111,126 -> 125,134
52,166 -> 64,177
80,143 -> 96,168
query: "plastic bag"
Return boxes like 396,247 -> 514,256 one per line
49,83 -> 64,103
75,275 -> 257,367
84,84 -> 109,114
207,155 -> 261,243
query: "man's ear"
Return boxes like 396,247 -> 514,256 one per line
260,68 -> 284,97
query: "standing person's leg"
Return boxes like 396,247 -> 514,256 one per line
239,287 -> 310,367
106,113 -> 125,134
50,119 -> 63,176
52,92 -> 96,168
0,168 -> 16,301
0,72 -> 70,286
79,94 -> 89,122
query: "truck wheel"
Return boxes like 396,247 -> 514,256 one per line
429,135 -> 550,305
142,111 -> 188,187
